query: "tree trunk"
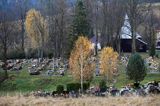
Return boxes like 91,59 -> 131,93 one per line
41,39 -> 44,59
118,33 -> 121,56
95,6 -> 98,56
132,27 -> 136,53
38,47 -> 41,63
80,45 -> 83,94
21,19 -> 25,53
3,43 -> 8,79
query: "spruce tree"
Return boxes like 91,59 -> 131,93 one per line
72,0 -> 90,38
66,0 -> 91,58
126,53 -> 147,83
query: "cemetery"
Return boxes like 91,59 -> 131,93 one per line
0,0 -> 160,106
0,53 -> 160,95
0,52 -> 160,106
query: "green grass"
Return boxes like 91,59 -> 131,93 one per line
115,72 -> 160,88
141,73 -> 160,84
0,71 -> 75,92
0,53 -> 160,95
0,69 -> 160,94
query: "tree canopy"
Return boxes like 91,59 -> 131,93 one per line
25,9 -> 48,58
100,47 -> 119,83
69,36 -> 95,81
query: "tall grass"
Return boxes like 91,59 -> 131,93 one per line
0,95 -> 160,106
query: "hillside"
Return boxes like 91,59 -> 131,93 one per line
0,53 -> 160,93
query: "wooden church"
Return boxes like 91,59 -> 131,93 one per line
120,14 -> 147,52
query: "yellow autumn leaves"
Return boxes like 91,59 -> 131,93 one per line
25,9 -> 48,48
100,47 -> 119,82
69,36 -> 95,81
69,36 -> 119,82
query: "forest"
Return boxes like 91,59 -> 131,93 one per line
0,0 -> 160,59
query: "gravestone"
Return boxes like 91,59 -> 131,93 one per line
46,70 -> 54,76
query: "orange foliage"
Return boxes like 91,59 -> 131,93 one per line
69,36 -> 95,81
100,47 -> 119,82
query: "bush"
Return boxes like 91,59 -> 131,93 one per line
56,85 -> 64,94
67,83 -> 80,92
99,80 -> 107,92
66,82 -> 90,92
83,82 -> 90,91
127,53 -> 147,83
133,82 -> 140,89
48,52 -> 53,59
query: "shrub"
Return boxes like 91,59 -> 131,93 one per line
133,82 -> 140,89
99,79 -> 107,92
66,82 -> 90,92
83,82 -> 90,91
48,52 -> 53,59
67,83 -> 80,92
56,85 -> 64,94
126,53 -> 147,83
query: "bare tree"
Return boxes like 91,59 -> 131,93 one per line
16,0 -> 29,52
99,0 -> 125,53
84,0 -> 99,55
144,4 -> 157,57
0,11 -> 14,80
112,0 -> 125,54
39,0 -> 69,58
127,0 -> 140,53
101,0 -> 109,47
54,0 -> 68,58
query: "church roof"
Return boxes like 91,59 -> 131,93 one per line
120,14 -> 142,40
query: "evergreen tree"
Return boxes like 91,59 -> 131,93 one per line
72,0 -> 90,38
67,0 -> 91,58
126,53 -> 147,83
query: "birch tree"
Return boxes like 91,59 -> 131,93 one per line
25,9 -> 48,59
100,47 -> 119,84
69,36 -> 95,92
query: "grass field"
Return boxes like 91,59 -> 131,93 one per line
0,95 -> 160,106
0,52 -> 160,95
